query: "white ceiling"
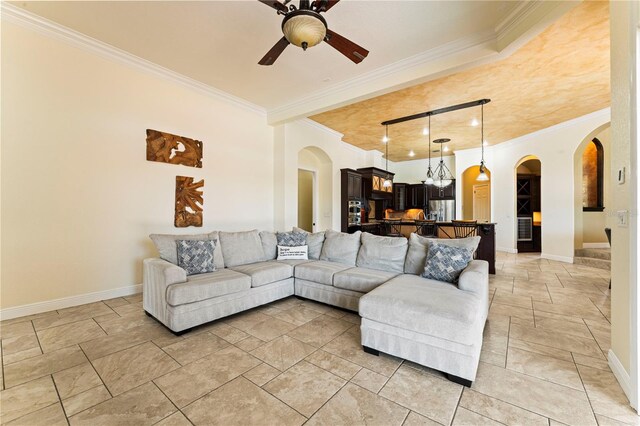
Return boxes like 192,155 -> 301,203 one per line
13,1 -> 523,110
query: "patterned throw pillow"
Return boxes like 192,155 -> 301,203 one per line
422,241 -> 474,284
177,240 -> 216,276
276,231 -> 307,247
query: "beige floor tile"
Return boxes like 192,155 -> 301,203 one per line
573,353 -> 611,371
534,309 -> 586,324
0,311 -> 58,328
322,332 -> 402,377
112,302 -> 143,317
350,368 -> 388,393
58,302 -> 114,317
250,335 -> 316,371
512,286 -> 552,302
62,385 -> 111,417
102,297 -> 129,309
264,360 -> 346,416
509,323 -> 603,358
97,314 -> 158,335
200,321 -> 249,343
123,293 -> 143,303
506,347 -> 583,390
452,407 -> 502,425
33,307 -> 112,331
534,316 -> 593,339
379,365 -> 462,424
459,388 -> 548,425
306,382 -> 408,426
0,376 -> 59,423
472,362 -> 596,426
489,303 -> 534,323
224,310 -> 273,331
37,319 -> 106,353
2,334 -> 40,357
402,411 -> 441,425
5,403 -> 66,425
182,377 -> 305,426
493,292 -> 533,309
68,382 -> 175,425
508,338 -> 574,362
287,315 -> 353,347
4,345 -> 87,388
162,332 -> 229,365
92,341 -> 179,395
305,349 -> 362,380
4,346 -> 43,368
578,364 -> 629,405
533,300 -> 606,321
243,362 -> 281,387
479,349 -> 506,367
155,411 -> 193,426
155,345 -> 261,407
0,321 -> 35,340
235,335 -> 265,352
245,317 -> 298,341
594,413 -> 638,426
273,305 -> 324,326
52,362 -> 103,399
589,399 -> 640,425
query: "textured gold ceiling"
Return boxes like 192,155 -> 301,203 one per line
310,1 -> 610,162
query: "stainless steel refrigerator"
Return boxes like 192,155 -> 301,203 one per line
428,200 -> 456,222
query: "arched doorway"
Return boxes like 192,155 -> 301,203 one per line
461,165 -> 492,222
297,146 -> 333,232
515,156 -> 542,253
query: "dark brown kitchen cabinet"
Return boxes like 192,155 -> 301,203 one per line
357,167 -> 394,200
408,184 -> 427,209
393,183 -> 408,210
427,180 -> 456,200
344,169 -> 362,200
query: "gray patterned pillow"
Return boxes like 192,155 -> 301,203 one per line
276,231 -> 307,247
422,241 -> 473,284
177,240 -> 216,276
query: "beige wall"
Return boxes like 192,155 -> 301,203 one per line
297,170 -> 314,232
1,22 -> 274,310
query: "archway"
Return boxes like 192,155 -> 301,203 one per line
461,165 -> 492,222
573,123 -> 612,251
514,156 -> 542,253
297,146 -> 333,232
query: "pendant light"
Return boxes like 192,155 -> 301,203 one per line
425,115 -> 435,185
477,103 -> 489,182
432,138 -> 454,188
382,125 -> 393,188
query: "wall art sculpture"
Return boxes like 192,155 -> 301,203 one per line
175,176 -> 204,227
146,129 -> 203,168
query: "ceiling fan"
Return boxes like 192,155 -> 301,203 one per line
258,0 -> 369,66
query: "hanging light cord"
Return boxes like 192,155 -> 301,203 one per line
385,125 -> 389,173
481,104 -> 485,166
428,116 -> 431,165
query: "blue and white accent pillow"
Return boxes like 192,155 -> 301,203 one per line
276,231 -> 307,247
422,241 -> 474,284
177,239 -> 216,275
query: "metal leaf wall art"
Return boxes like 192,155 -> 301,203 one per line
146,129 -> 203,168
175,176 -> 204,228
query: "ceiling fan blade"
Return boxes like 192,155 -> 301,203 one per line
315,0 -> 339,12
324,29 -> 368,64
258,37 -> 290,65
258,0 -> 288,14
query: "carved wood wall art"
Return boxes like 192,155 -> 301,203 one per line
175,176 -> 204,228
146,129 -> 203,168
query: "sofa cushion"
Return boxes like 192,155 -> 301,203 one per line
294,260 -> 352,286
166,269 -> 251,306
277,231 -> 307,247
260,231 -> 277,261
359,274 -> 484,345
149,231 -> 224,270
356,233 -> 408,273
319,230 -> 361,266
176,240 -> 216,275
230,261 -> 293,288
422,241 -> 474,284
219,230 -> 265,267
293,227 -> 325,260
404,233 -> 480,275
333,267 -> 399,293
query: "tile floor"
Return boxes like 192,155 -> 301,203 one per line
1,253 -> 637,425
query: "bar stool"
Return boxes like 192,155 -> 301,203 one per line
452,220 -> 478,238
415,219 -> 437,237
383,219 -> 403,237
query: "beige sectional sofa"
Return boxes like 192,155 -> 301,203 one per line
143,228 -> 488,386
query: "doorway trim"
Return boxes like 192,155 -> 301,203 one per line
473,183 -> 491,223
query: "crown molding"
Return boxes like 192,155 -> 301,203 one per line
299,118 -> 344,139
1,3 -> 267,117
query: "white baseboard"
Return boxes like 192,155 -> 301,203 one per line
0,284 -> 142,321
608,349 -> 633,403
541,253 -> 574,263
497,247 -> 518,254
583,242 -> 611,249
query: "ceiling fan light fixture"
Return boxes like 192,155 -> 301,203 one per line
282,11 -> 327,50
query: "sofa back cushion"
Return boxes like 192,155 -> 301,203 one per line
356,233 -> 408,273
177,240 -> 216,275
219,230 -> 265,267
404,233 -> 480,275
320,230 -> 361,266
150,232 -> 224,270
292,227 -> 325,260
260,231 -> 277,261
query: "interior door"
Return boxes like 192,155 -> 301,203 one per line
473,184 -> 491,223
298,169 -> 314,232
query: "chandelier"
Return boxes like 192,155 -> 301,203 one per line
431,138 -> 455,188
